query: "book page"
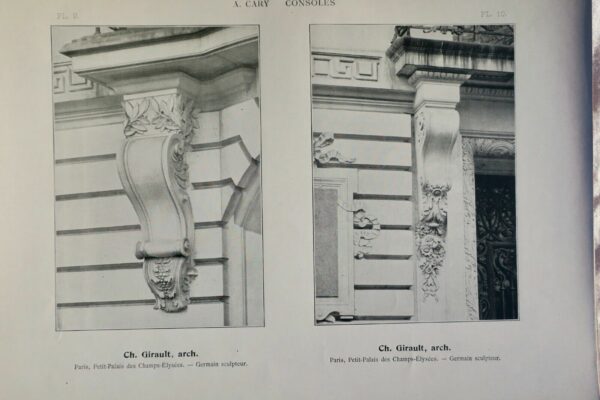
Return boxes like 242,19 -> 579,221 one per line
0,0 -> 596,398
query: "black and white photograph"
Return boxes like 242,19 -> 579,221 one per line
52,26 -> 264,330
2,0 -> 598,398
311,24 -> 516,324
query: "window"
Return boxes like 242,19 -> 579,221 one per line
313,169 -> 357,322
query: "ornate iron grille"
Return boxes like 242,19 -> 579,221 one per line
475,174 -> 518,320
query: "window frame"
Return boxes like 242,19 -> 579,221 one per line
313,168 -> 357,322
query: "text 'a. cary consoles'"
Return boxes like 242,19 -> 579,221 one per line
233,0 -> 336,7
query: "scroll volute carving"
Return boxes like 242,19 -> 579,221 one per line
117,91 -> 198,312
415,108 -> 460,187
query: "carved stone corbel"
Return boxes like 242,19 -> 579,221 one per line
411,72 -> 469,302
117,90 -> 199,312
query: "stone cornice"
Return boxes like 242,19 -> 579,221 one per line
386,36 -> 514,80
387,36 -> 514,64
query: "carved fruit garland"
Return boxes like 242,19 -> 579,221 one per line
417,183 -> 450,300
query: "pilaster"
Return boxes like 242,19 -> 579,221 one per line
410,71 -> 470,321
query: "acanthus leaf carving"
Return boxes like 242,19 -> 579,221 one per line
144,256 -> 197,312
415,110 -> 426,148
123,93 -> 197,144
420,183 -> 450,236
124,98 -> 151,137
171,139 -> 190,190
313,132 -> 356,165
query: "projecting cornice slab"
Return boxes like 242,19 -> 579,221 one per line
61,26 -> 258,86
386,36 -> 514,83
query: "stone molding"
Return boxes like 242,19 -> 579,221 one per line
117,89 -> 198,312
461,86 -> 514,101
462,138 -> 479,320
461,136 -> 515,320
312,84 -> 415,114
53,61 -> 95,95
312,51 -> 380,83
408,71 -> 472,87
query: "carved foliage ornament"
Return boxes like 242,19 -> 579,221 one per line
145,256 -> 198,312
470,137 -> 515,159
353,207 -> 381,259
336,200 -> 381,259
416,183 -> 450,300
415,110 -> 426,149
313,132 -> 356,165
123,93 -> 200,144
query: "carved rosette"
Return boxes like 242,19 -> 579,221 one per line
416,184 -> 450,300
117,91 -> 199,312
313,132 -> 356,165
